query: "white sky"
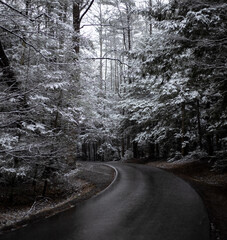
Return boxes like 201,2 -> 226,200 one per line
81,0 -> 169,42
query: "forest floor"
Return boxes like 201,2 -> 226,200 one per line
0,162 -> 114,234
145,159 -> 227,240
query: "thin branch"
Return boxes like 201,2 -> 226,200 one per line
80,24 -> 111,29
0,0 -> 34,21
80,22 -> 129,30
0,25 -> 48,60
0,1 -> 52,22
86,57 -> 130,67
81,0 -> 90,11
79,0 -> 94,23
35,13 -> 51,20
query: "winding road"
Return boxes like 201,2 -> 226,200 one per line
0,163 -> 210,240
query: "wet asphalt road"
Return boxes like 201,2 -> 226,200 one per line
0,163 -> 210,240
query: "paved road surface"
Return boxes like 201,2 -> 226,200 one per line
0,163 -> 210,240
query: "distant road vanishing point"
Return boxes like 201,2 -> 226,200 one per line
1,163 -> 210,240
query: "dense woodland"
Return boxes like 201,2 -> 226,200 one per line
0,0 -> 226,200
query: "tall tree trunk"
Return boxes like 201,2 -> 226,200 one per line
88,143 -> 91,161
126,4 -> 131,51
133,141 -> 138,158
73,0 -> 94,54
93,143 -> 97,161
207,134 -> 214,155
99,2 -> 103,89
82,142 -> 87,160
73,2 -> 80,54
126,135 -> 130,150
121,135 -> 125,158
181,102 -> 187,156
110,40 -> 113,91
196,99 -> 203,149
32,164 -> 38,193
148,0 -> 152,35
25,0 -> 31,16
42,180 -> 48,197
155,143 -> 159,160
104,34 -> 108,94
0,41 -> 19,91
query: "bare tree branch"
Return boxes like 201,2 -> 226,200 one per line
79,0 -> 94,23
80,24 -> 112,29
81,0 -> 90,11
86,57 -> 130,67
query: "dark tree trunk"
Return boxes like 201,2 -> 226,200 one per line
73,2 -> 80,54
93,143 -> 97,161
82,143 -> 87,160
42,180 -> 48,197
88,143 -> 91,161
0,41 -> 19,91
121,136 -> 125,158
9,175 -> 16,205
181,102 -> 187,156
133,142 -> 138,158
72,0 -> 94,54
149,143 -> 155,160
125,4 -> 131,51
196,99 -> 203,149
126,135 -> 130,150
155,143 -> 159,160
25,0 -> 31,16
33,164 -> 38,193
149,0 -> 152,35
216,134 -> 220,151
207,134 -> 214,156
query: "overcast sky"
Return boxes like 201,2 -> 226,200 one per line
81,0 -> 169,42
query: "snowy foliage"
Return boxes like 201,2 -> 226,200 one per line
0,0 -> 226,194
117,0 -> 227,162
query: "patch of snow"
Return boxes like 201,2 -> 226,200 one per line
44,82 -> 69,90
0,134 -> 19,149
22,122 -> 46,132
64,169 -> 79,178
30,95 -> 49,101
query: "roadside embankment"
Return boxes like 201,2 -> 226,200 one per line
0,162 -> 115,234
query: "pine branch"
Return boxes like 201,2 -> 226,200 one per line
0,1 -> 51,22
0,25 -> 48,60
0,0 -> 34,21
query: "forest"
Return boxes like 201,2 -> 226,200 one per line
0,0 -> 226,213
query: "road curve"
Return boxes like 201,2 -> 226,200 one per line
0,163 -> 210,240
